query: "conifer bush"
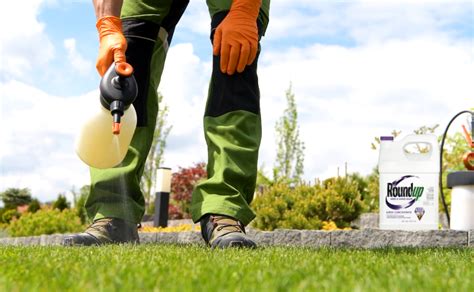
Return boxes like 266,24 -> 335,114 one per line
7,209 -> 83,237
252,177 -> 364,230
1,209 -> 20,224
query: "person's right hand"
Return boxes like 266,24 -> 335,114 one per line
96,16 -> 127,76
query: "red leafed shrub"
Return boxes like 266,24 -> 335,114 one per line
168,203 -> 184,220
171,162 -> 207,218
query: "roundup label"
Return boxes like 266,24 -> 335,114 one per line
380,174 -> 437,228
378,134 -> 439,230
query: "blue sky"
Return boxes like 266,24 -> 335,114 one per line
0,0 -> 473,203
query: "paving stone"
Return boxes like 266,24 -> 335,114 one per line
331,230 -> 377,248
177,232 -> 203,244
331,229 -> 468,248
245,227 -> 258,236
139,232 -> 157,244
300,230 -> 331,247
40,234 -> 65,246
271,229 -> 302,246
18,236 -> 41,246
0,238 -> 13,245
413,230 -> 467,247
0,238 -> 16,246
0,230 -> 471,248
351,213 -> 379,229
252,231 -> 274,246
155,232 -> 179,244
10,237 -> 22,246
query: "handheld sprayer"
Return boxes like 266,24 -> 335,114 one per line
75,62 -> 138,169
439,109 -> 474,229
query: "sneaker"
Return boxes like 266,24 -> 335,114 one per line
62,218 -> 139,246
200,214 -> 256,248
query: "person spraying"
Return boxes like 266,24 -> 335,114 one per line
64,0 -> 271,248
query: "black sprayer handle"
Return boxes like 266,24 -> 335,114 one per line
99,62 -> 138,135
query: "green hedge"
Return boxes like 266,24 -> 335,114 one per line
252,177 -> 365,230
7,209 -> 84,237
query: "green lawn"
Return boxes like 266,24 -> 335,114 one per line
0,245 -> 472,291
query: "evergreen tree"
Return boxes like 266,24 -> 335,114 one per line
27,199 -> 41,213
0,188 -> 32,210
71,185 -> 90,224
273,83 -> 305,184
53,194 -> 70,211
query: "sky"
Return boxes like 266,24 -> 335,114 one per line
0,0 -> 473,203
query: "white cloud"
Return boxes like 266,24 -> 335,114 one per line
159,43 -> 211,167
0,81 -> 93,201
177,0 -> 209,36
0,1 -> 55,79
64,38 -> 93,76
265,0 -> 472,43
258,37 -> 473,179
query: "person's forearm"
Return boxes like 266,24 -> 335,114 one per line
93,0 -> 123,19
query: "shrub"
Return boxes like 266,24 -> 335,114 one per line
364,168 -> 379,212
317,177 -> 365,227
168,203 -> 184,220
7,209 -> 84,237
1,209 -> 20,224
171,162 -> 207,218
53,194 -> 70,211
0,209 -> 7,224
252,184 -> 322,231
252,177 -> 365,230
28,199 -> 41,213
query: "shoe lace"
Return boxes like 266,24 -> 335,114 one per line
211,216 -> 244,233
86,219 -> 114,234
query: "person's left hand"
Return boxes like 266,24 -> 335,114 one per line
213,1 -> 260,75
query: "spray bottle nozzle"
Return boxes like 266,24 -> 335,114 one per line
112,123 -> 121,135
110,100 -> 124,135
112,112 -> 122,135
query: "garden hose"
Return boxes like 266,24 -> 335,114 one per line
439,110 -> 474,226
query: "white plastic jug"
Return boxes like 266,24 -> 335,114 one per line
75,104 -> 137,169
447,171 -> 474,230
75,62 -> 138,169
378,134 -> 439,230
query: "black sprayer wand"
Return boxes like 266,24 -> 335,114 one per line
99,62 -> 138,135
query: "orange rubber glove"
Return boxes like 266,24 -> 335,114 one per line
96,16 -> 127,76
213,0 -> 261,75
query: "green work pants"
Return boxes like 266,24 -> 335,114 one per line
85,0 -> 270,226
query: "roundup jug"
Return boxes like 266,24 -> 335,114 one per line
75,62 -> 138,169
378,134 -> 439,230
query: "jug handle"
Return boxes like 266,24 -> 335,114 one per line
401,134 -> 436,157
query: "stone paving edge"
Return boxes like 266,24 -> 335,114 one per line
0,230 -> 472,248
